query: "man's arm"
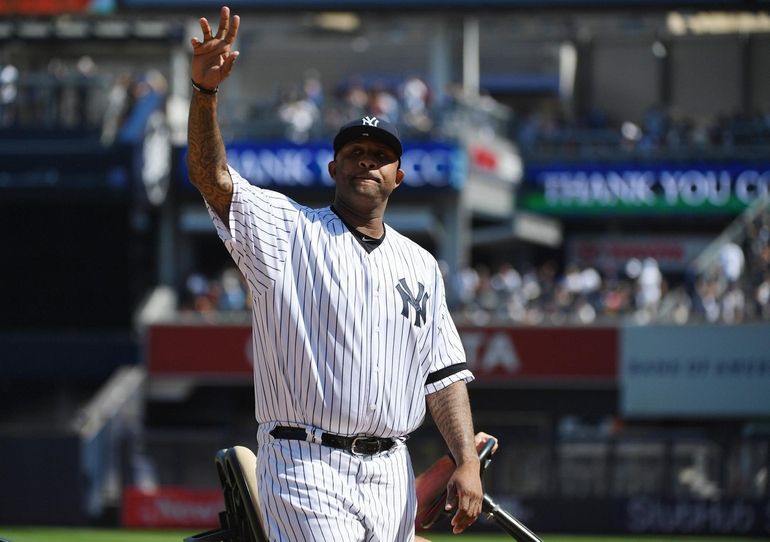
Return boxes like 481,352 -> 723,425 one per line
187,6 -> 240,223
425,381 -> 483,534
187,92 -> 231,222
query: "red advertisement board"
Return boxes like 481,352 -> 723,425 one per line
461,326 -> 617,382
0,0 -> 93,14
148,324 -> 253,377
122,486 -> 223,528
147,324 -> 618,383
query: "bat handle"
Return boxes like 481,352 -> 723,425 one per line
478,436 -> 497,463
478,436 -> 497,481
482,494 -> 543,542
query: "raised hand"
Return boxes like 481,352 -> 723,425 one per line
190,5 -> 240,91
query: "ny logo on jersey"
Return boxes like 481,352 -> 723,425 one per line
396,278 -> 429,328
362,116 -> 380,127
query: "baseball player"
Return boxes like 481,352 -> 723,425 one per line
187,6 -> 482,541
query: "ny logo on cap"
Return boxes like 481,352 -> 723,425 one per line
362,116 -> 380,127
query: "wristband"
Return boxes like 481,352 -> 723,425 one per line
191,79 -> 218,95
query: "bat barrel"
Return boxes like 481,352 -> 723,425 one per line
482,494 -> 542,542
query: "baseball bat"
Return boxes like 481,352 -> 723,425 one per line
482,493 -> 542,542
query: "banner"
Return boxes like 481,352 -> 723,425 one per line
568,234 -> 711,272
0,0 -> 113,14
461,326 -> 616,382
122,486 -> 223,528
621,324 -> 770,417
147,324 -> 252,378
147,324 -> 618,383
522,160 -> 770,214
180,141 -> 462,191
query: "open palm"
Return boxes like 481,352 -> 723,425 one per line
190,5 -> 240,90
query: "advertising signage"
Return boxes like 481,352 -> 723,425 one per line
0,0 -> 115,14
522,160 -> 770,215
181,141 -> 463,191
621,324 -> 770,418
147,324 -> 617,383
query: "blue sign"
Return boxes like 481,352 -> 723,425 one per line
181,140 -> 463,190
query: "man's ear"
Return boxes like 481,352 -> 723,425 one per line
394,167 -> 405,188
327,160 -> 337,181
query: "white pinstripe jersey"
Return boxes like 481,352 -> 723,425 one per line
207,166 -> 473,438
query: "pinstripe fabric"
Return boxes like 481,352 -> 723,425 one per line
256,424 -> 415,542
207,167 -> 473,436
206,166 -> 473,540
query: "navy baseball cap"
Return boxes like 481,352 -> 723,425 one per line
333,115 -> 402,158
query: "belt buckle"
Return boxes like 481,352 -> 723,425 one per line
351,436 -> 380,455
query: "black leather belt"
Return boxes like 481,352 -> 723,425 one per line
270,426 -> 397,455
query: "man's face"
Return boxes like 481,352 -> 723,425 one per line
328,138 -> 404,208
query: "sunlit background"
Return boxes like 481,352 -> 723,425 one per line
0,0 -> 769,539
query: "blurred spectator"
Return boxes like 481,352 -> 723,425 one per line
756,271 -> 770,320
180,267 -> 249,321
400,75 -> 432,134
76,55 -> 101,129
219,268 -> 248,311
721,283 -> 745,325
368,81 -> 399,122
302,69 -> 324,110
341,76 -> 369,120
101,72 -> 134,145
719,241 -> 745,286
635,258 -> 663,324
118,69 -> 168,143
452,265 -> 480,314
0,63 -> 18,128
277,83 -> 321,143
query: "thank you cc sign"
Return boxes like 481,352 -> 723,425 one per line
523,161 -> 770,214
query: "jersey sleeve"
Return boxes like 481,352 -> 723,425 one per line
425,261 -> 474,395
205,166 -> 299,296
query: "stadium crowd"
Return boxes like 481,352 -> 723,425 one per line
242,73 -> 770,156
513,104 -> 770,157
5,61 -> 769,158
0,59 -> 168,145
179,203 -> 770,326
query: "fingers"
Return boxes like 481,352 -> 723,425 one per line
448,501 -> 480,533
474,432 -> 499,454
197,8 -> 239,42
215,6 -> 230,39
225,14 -> 240,44
449,491 -> 481,534
221,51 -> 240,77
199,17 -> 213,41
444,469 -> 483,534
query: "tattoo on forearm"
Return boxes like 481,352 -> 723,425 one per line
187,91 -> 232,220
427,382 -> 477,464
